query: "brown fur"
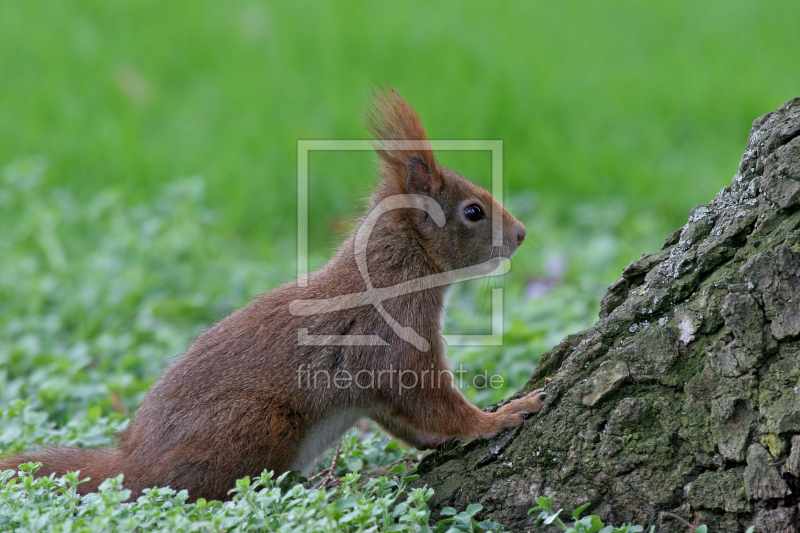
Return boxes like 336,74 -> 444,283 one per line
0,88 -> 543,501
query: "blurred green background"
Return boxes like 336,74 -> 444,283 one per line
3,1 -> 800,253
1,1 -> 799,441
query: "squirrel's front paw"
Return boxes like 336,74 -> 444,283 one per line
509,388 -> 546,416
496,389 -> 546,425
482,389 -> 547,438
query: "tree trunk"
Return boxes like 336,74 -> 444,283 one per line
413,99 -> 800,532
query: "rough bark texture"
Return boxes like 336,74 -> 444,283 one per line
413,99 -> 800,532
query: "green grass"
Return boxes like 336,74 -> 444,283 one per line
2,1 -> 799,257
1,1 -> 798,530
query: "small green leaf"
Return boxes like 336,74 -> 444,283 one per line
333,496 -> 357,511
440,507 -> 458,516
466,503 -> 483,517
572,502 -> 592,520
18,462 -> 42,474
543,508 -> 563,525
534,492 -> 556,512
583,515 -> 605,532
345,458 -> 363,472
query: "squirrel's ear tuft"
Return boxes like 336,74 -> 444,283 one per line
365,87 -> 441,195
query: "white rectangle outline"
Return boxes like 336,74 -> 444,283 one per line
297,139 -> 504,346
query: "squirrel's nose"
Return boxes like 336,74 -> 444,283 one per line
517,228 -> 526,246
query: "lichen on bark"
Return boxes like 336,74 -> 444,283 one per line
413,99 -> 800,532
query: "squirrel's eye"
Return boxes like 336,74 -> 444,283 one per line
464,204 -> 484,222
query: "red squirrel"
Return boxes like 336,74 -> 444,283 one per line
0,88 -> 544,501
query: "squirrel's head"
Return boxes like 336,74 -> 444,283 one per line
365,87 -> 526,273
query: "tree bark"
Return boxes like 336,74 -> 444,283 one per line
413,99 -> 800,532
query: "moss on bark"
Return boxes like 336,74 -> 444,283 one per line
413,99 -> 800,532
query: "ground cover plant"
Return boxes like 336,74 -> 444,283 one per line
1,462 -> 446,533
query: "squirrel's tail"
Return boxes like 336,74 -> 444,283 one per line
0,446 -> 129,496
